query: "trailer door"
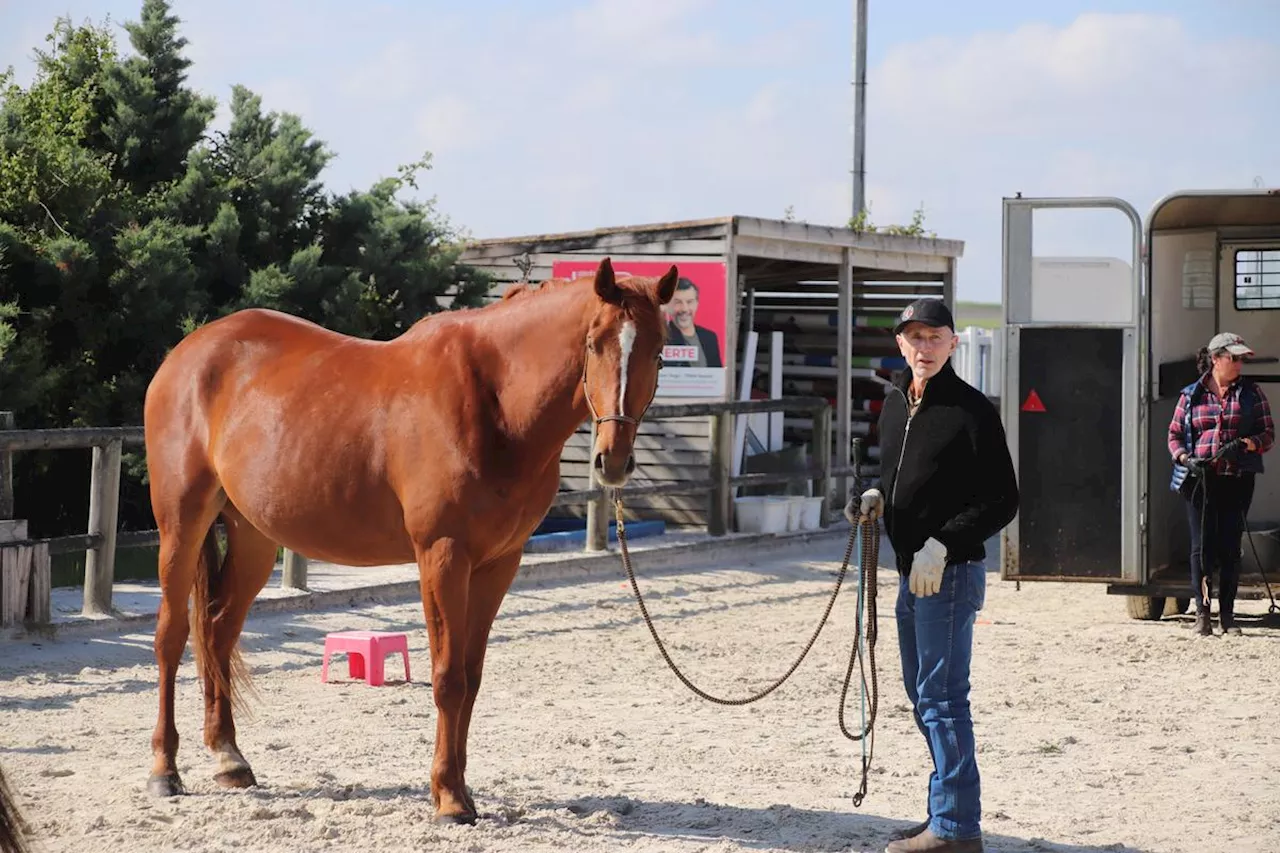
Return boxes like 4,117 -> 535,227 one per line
1000,196 -> 1144,584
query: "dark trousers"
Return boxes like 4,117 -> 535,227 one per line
1184,473 -> 1255,618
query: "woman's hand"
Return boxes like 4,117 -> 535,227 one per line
1243,437 -> 1257,453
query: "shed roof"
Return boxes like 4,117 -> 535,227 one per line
461,214 -> 964,282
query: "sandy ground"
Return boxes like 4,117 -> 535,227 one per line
1,535 -> 1278,853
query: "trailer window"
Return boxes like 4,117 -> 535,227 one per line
1234,249 -> 1280,310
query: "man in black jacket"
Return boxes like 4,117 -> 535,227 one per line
845,298 -> 1019,853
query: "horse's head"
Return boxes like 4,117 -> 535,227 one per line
582,257 -> 677,487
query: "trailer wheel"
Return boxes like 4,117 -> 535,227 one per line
1126,595 -> 1166,620
1165,597 -> 1191,617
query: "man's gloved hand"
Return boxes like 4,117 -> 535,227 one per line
909,537 -> 948,597
843,488 -> 884,524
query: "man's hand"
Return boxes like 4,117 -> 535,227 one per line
844,488 -> 884,524
909,537 -> 948,597
1184,455 -> 1209,476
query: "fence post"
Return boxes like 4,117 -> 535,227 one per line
0,411 -> 13,520
82,438 -> 122,617
708,411 -> 731,536
585,420 -> 609,551
812,404 -> 832,526
282,549 -> 308,590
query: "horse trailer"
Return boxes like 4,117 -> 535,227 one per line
999,188 -> 1280,620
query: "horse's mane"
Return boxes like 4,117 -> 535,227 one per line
499,275 -> 582,302
500,270 -> 648,303
404,270 -> 652,337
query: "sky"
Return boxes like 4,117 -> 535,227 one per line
2,0 -> 1278,304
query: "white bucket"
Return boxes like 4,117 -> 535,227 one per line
770,496 -> 804,531
734,496 -> 790,534
798,497 -> 823,529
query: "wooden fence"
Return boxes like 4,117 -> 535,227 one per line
0,397 -> 856,628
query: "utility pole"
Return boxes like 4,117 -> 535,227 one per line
851,0 -> 868,220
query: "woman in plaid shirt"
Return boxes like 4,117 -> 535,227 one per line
1167,332 -> 1275,636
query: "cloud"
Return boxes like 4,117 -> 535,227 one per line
856,12 -> 1280,297
6,3 -> 1274,303
875,13 -> 1278,137
565,0 -> 723,65
414,95 -> 481,155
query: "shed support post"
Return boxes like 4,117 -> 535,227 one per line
835,249 -> 853,506
586,420 -> 609,551
814,405 -> 833,527
708,411 -> 732,536
282,549 -> 308,590
942,256 -> 957,311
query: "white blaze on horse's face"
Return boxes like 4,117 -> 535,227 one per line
588,317 -> 642,489
617,320 -> 636,417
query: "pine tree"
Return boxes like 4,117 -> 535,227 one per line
0,1 -> 493,538
211,85 -> 332,277
100,0 -> 215,196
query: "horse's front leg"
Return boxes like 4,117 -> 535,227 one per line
416,536 -> 476,824
454,550 -> 524,814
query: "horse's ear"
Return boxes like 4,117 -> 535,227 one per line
594,257 -> 620,303
655,265 -> 678,304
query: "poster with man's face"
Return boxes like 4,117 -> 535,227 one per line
550,258 -> 728,398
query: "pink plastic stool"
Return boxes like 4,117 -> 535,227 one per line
321,631 -> 411,686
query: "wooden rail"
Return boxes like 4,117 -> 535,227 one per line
0,397 -> 851,625
0,418 -> 307,626
559,396 -> 847,551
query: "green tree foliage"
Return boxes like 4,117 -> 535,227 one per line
0,1 -> 492,538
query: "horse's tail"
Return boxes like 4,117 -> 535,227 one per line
0,761 -> 32,853
190,522 -> 256,718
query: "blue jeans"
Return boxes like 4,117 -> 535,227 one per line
895,560 -> 986,842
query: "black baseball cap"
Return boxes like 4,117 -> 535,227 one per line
893,298 -> 955,335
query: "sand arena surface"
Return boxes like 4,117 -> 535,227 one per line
1,535 -> 1278,852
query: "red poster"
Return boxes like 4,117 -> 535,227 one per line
551,258 -> 728,398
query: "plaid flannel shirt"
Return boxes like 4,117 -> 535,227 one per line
1167,377 -> 1276,475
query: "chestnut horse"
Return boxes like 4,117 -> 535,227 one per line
142,258 -> 675,822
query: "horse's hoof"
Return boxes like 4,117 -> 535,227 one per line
147,773 -> 186,797
213,766 -> 258,789
433,810 -> 477,826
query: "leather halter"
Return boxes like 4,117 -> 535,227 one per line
581,341 -> 662,429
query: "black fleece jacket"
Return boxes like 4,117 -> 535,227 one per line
873,360 -> 1020,575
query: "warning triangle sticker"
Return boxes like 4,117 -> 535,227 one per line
1021,389 -> 1046,413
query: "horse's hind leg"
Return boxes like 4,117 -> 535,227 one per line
149,473 -> 225,797
201,506 -> 279,789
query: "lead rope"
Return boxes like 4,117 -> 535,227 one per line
612,496 -> 881,805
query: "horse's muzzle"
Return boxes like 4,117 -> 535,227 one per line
593,450 -> 636,487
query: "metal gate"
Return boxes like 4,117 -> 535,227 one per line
1000,196 -> 1145,583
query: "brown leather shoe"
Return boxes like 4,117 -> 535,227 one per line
888,819 -> 930,841
884,827 -> 984,852
1194,612 -> 1213,636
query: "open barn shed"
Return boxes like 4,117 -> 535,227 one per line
459,215 -> 965,528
